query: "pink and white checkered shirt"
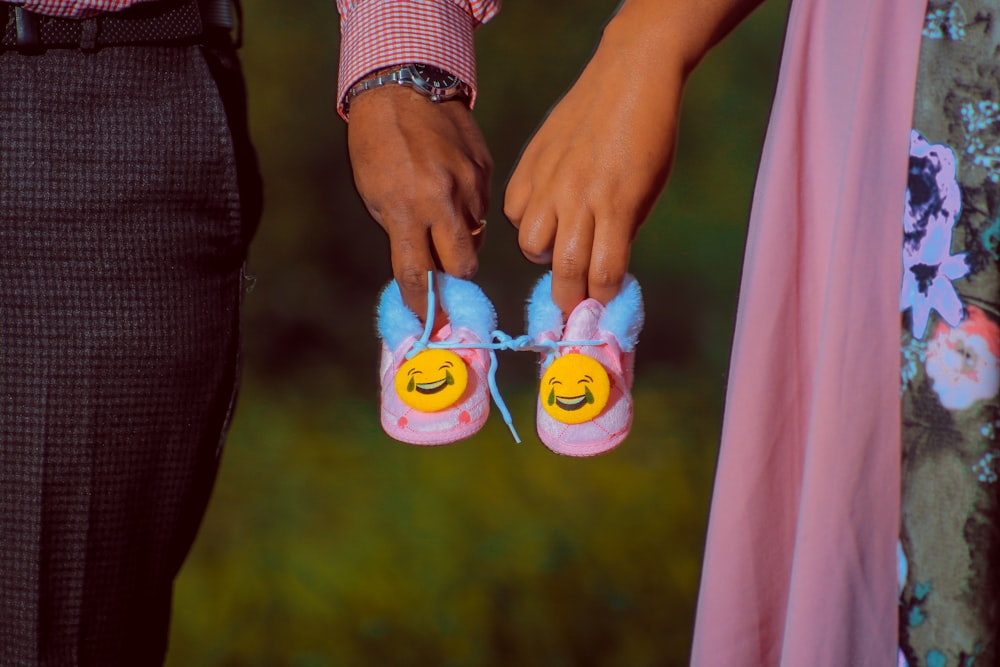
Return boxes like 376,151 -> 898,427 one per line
336,0 -> 500,120
10,0 -> 157,18
18,0 -> 501,120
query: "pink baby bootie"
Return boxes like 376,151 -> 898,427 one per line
376,273 -> 497,445
526,272 -> 644,456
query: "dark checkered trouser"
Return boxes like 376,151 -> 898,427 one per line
0,41 -> 260,665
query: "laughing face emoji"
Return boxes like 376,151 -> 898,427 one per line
395,349 -> 469,412
540,353 -> 611,424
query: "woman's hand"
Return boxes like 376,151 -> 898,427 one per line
505,0 -> 764,315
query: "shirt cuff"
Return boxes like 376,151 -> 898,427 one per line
337,0 -> 480,121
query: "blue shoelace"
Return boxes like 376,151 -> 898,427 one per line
403,273 -> 605,443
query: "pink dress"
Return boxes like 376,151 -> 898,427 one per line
690,0 -> 926,664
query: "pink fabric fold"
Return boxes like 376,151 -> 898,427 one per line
690,0 -> 926,664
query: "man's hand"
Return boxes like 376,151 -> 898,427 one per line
348,84 -> 493,324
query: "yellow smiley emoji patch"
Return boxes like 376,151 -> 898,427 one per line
540,353 -> 611,424
395,349 -> 469,412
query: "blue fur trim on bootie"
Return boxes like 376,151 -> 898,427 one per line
377,273 -> 496,351
599,274 -> 643,352
526,271 -> 643,351
526,272 -> 564,340
376,281 -> 422,351
437,273 -> 496,341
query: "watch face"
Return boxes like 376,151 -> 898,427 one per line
411,64 -> 460,91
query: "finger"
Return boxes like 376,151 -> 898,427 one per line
445,156 -> 491,255
468,217 -> 488,252
503,173 -> 530,230
550,209 -> 595,315
430,210 -> 479,281
587,216 -> 631,305
516,205 -> 557,264
464,172 -> 491,253
386,218 -> 447,328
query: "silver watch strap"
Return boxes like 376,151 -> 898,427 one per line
344,64 -> 470,115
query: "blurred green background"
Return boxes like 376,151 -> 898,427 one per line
166,1 -> 789,665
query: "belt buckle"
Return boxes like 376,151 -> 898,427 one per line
13,7 -> 41,52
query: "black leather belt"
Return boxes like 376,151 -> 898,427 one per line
0,0 -> 206,51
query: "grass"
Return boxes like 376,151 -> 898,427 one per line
167,369 -> 723,667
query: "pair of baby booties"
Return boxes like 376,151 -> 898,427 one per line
376,272 -> 644,457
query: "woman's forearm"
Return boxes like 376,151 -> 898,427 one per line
602,0 -> 770,80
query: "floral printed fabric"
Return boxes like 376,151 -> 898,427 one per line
898,1 -> 1000,665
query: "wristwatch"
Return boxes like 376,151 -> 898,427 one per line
344,63 -> 471,115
